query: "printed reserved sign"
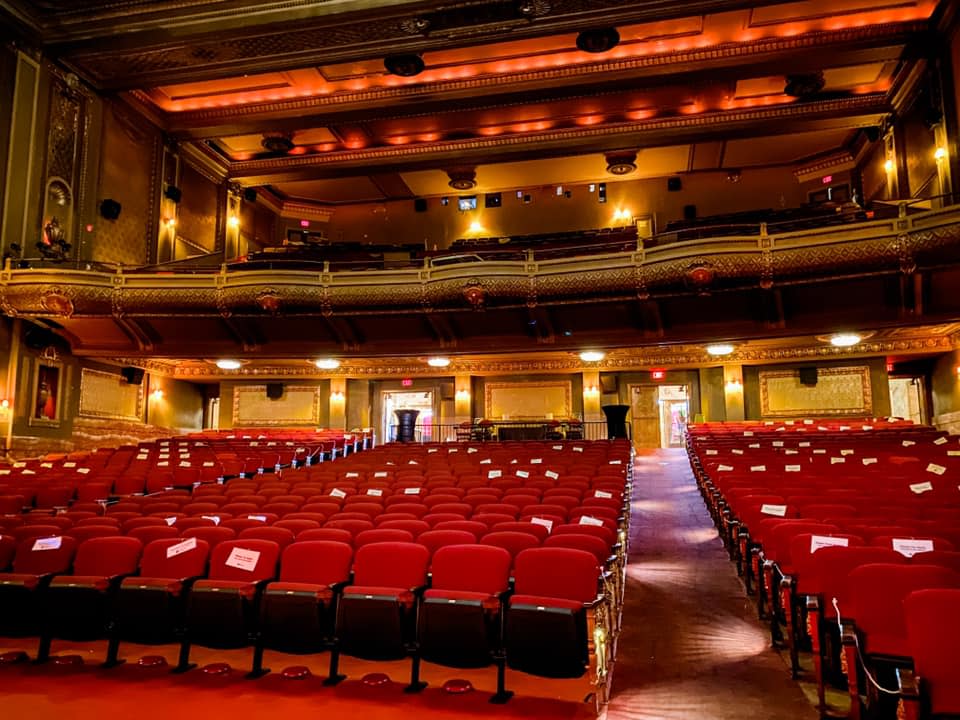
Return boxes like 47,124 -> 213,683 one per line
910,481 -> 934,494
530,517 -> 553,532
488,470 -> 502,479
579,516 -> 605,527
329,488 -> 347,498
366,488 -> 384,497
166,537 -> 197,559
32,536 -> 62,551
927,464 -> 947,476
810,535 -> 849,553
760,504 -> 787,517
225,546 -> 261,571
892,538 -> 934,558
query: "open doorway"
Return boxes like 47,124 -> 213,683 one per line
889,377 -> 925,424
382,391 -> 434,442
658,385 -> 689,448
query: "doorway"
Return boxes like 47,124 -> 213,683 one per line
658,385 -> 689,448
382,391 -> 434,443
888,377 -> 925,424
206,398 -> 220,430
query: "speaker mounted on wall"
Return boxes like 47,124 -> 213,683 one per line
243,188 -> 258,203
121,366 -> 145,385
266,383 -> 284,400
99,199 -> 121,220
667,177 -> 682,192
413,198 -> 428,213
798,367 -> 819,387
163,185 -> 182,203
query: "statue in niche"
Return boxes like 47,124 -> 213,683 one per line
38,217 -> 72,261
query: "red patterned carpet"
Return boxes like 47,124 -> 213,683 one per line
0,449 -> 816,720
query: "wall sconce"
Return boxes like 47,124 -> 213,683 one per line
935,147 -> 948,162
330,390 -> 345,401
0,399 -> 10,415
227,215 -> 240,228
456,389 -> 470,399
151,389 -> 164,401
164,217 -> 176,229
725,379 -> 743,392
584,385 -> 599,395
883,158 -> 895,173
612,208 -> 632,223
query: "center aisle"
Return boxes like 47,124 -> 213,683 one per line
604,449 -> 816,720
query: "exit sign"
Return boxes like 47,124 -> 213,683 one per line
401,378 -> 413,387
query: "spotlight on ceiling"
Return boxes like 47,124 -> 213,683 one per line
314,358 -> 341,370
261,132 -> 294,154
576,27 -> 620,54
215,359 -> 242,370
384,53 -> 425,77
579,350 -> 606,362
784,72 -> 825,98
427,357 -> 451,367
447,167 -> 477,191
706,343 -> 735,356
829,333 -> 862,348
605,151 -> 637,176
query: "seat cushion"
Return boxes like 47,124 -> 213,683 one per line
120,576 -> 184,595
0,573 -> 42,590
264,581 -> 332,602
49,575 -> 111,592
342,585 -> 414,605
509,594 -> 583,612
192,579 -> 258,600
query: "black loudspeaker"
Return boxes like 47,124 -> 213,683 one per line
599,375 -> 618,394
683,204 -> 697,220
864,126 -> 881,143
266,382 -> 284,400
163,185 -> 182,203
485,192 -> 501,208
667,177 -> 682,192
414,198 -> 428,213
799,367 -> 818,387
100,199 -> 122,220
24,325 -> 57,350
243,188 -> 258,203
121,367 -> 145,385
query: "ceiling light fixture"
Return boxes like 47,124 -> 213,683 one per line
576,27 -> 620,54
829,333 -> 862,347
261,132 -> 294,154
579,350 -> 605,362
605,151 -> 637,176
383,53 -> 425,77
427,357 -> 451,367
314,358 -> 340,370
706,343 -> 735,356
215,359 -> 242,370
447,167 -> 477,190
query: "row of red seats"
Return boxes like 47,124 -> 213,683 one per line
686,421 -> 960,719
0,535 -> 610,704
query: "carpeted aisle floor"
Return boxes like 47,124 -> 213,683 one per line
0,448 -> 817,720
603,449 -> 816,720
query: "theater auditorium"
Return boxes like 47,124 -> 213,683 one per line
0,1 -> 960,718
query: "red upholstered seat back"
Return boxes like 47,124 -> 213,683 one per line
479,531 -> 541,559
431,545 -> 511,594
544,533 -> 609,563
848,564 -> 960,649
911,550 -> 960,574
355,528 -> 414,548
904,589 -> 960,715
279,540 -> 353,585
239,526 -> 296,549
140,537 -> 210,579
297,528 -> 353,545
73,536 -> 142,577
414,530 -> 476,557
208,539 -> 280,583
352,541 -> 429,589
812,546 -> 905,610
181,526 -> 237,549
513,547 -> 600,603
13,535 -> 78,575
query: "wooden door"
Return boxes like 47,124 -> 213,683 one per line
629,385 -> 661,449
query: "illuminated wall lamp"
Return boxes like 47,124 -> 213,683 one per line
151,389 -> 164,401
330,391 -> 345,401
935,147 -> 948,162
584,385 -> 600,395
164,217 -> 176,229
884,158 -> 895,173
725,379 -> 743,392
455,389 -> 470,399
227,215 -> 240,228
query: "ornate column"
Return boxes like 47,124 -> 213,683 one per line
329,376 -> 346,430
582,370 -> 602,422
454,374 -> 472,425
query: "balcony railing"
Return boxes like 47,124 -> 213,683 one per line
385,420 -> 624,444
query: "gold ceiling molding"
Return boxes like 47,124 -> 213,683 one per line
793,151 -> 857,183
1,204 -> 958,318
154,23 -> 919,127
220,95 -> 888,178
112,331 -> 954,380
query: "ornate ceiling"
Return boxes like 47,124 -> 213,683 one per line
2,0 -> 958,373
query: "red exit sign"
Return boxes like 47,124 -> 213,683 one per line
401,378 -> 413,387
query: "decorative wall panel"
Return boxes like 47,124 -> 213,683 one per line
759,366 -> 872,417
485,381 -> 572,419
79,367 -> 144,421
233,385 -> 320,426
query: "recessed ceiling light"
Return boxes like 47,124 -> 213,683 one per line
829,333 -> 862,347
314,358 -> 340,370
427,357 -> 450,367
215,359 -> 242,370
706,343 -> 735,356
579,350 -> 605,362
